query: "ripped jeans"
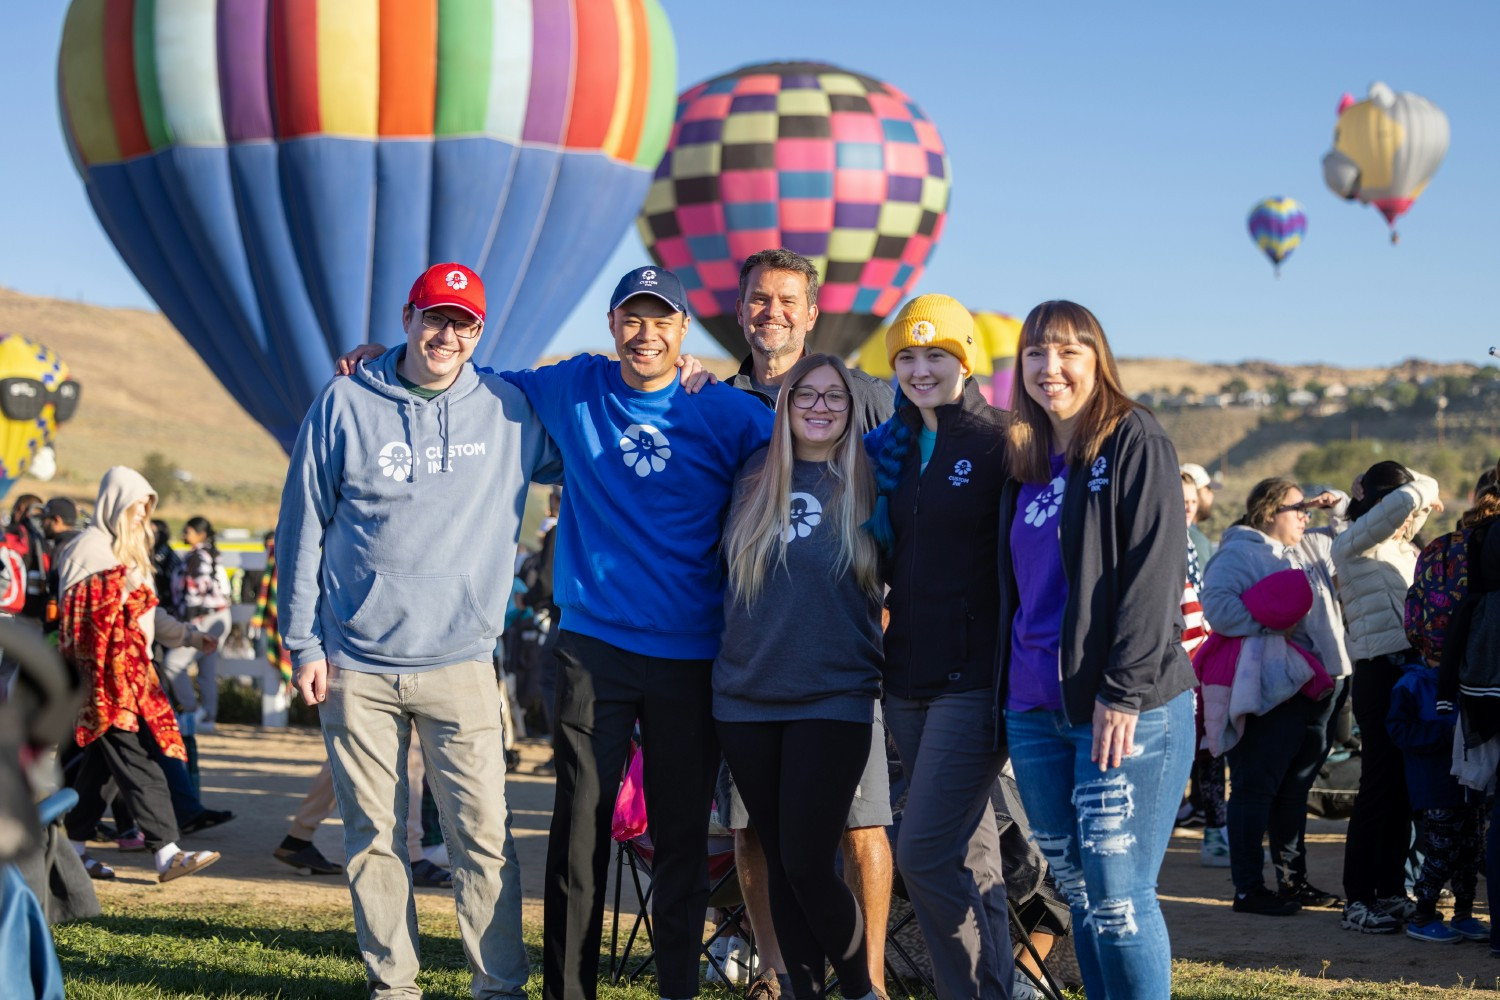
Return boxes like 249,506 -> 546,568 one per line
1007,690 -> 1195,999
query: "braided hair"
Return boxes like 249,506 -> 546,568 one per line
861,386 -> 911,554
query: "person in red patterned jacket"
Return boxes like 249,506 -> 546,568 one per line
53,466 -> 223,883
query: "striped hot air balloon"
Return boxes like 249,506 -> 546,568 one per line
1247,197 -> 1308,277
58,0 -> 676,451
637,62 -> 952,359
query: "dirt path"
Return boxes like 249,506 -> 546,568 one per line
87,725 -> 1497,992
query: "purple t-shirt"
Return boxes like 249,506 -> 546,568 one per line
1008,453 -> 1069,712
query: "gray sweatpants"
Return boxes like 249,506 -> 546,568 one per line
885,688 -> 1014,999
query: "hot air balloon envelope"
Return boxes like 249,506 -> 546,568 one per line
58,0 -> 677,451
1247,197 -> 1307,275
1322,82 -> 1448,237
637,62 -> 951,359
0,335 -> 80,500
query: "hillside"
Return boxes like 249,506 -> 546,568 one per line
0,287 -> 1487,532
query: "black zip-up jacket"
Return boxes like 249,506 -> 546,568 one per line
878,380 -> 1009,700
996,408 -> 1195,725
730,354 -> 894,435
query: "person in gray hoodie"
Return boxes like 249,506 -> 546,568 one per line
278,262 -> 561,1000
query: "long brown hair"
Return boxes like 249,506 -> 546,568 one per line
723,354 -> 880,606
1237,478 -> 1300,533
1006,300 -> 1139,483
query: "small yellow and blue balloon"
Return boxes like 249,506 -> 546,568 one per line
856,310 -> 1023,407
1247,197 -> 1307,277
0,335 -> 81,501
1322,82 -> 1449,244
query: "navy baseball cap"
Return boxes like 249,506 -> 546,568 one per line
609,266 -> 687,314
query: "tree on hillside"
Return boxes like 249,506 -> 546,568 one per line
1220,376 -> 1250,396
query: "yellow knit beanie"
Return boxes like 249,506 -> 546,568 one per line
884,294 -> 975,374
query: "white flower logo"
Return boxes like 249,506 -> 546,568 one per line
445,269 -> 468,289
911,320 -> 936,344
378,441 -> 412,480
1091,456 -> 1107,477
1024,475 -> 1067,527
620,423 -> 671,477
785,492 -> 823,543
954,459 -> 972,476
642,269 -> 657,282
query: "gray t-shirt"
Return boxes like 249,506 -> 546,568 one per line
713,452 -> 883,724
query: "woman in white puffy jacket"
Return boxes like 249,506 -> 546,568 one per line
1331,461 -> 1442,934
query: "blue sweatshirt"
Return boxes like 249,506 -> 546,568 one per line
502,354 -> 773,659
277,349 -> 562,673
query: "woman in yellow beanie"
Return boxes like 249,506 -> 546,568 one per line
863,294 -> 1018,998
997,301 -> 1196,998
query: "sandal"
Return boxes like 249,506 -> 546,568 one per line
82,854 -> 115,880
158,849 -> 221,883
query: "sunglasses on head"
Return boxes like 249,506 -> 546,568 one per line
0,379 -> 81,423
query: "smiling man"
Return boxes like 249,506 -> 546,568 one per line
277,262 -> 561,1000
499,266 -> 774,1000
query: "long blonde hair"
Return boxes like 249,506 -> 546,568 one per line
112,496 -> 157,591
724,354 -> 881,607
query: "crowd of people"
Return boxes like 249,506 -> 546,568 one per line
6,246 -> 1499,1000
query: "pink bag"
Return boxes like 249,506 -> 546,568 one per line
611,744 -> 648,842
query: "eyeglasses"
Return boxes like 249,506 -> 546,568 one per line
419,310 -> 482,339
0,378 -> 81,423
789,387 -> 851,412
1275,503 -> 1311,517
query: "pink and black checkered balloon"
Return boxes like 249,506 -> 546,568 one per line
636,62 -> 951,358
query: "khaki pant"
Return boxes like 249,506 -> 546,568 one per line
290,742 -> 425,861
321,660 -> 527,999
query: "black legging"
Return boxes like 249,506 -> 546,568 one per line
1343,657 -> 1414,902
717,718 -> 872,1000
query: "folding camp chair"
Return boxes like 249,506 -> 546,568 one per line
606,734 -> 757,991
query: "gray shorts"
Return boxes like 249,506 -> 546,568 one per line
717,701 -> 893,831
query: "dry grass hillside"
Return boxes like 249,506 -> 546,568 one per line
0,286 -> 1481,533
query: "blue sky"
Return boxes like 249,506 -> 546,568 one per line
5,1 -> 1496,365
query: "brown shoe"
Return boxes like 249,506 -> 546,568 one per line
745,971 -> 781,1000
158,849 -> 221,883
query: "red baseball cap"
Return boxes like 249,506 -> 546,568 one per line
408,263 -> 486,323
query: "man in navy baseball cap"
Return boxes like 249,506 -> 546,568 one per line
608,265 -> 687,316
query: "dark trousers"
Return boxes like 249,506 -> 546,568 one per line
63,728 -> 180,851
718,718 -> 872,1000
1343,657 -> 1413,902
1225,694 -> 1330,893
1414,806 -> 1482,920
543,631 -> 717,1000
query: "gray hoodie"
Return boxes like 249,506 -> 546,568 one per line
277,349 -> 562,673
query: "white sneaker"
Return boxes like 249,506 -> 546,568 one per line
1201,827 -> 1231,868
723,936 -> 756,985
705,935 -> 731,984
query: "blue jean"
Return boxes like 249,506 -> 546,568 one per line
1007,690 -> 1195,1000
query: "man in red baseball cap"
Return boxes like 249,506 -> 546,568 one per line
399,262 -> 487,391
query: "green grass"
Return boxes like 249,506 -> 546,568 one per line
54,900 -> 1492,999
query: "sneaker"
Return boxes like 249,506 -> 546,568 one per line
1407,917 -> 1462,944
158,849 -> 221,883
179,809 -> 235,835
1379,895 -> 1419,922
116,827 -> 147,852
705,935 -> 731,984
723,935 -> 757,985
1279,880 -> 1341,908
1176,800 -> 1206,828
273,844 -> 343,876
1233,886 -> 1301,916
411,858 -> 453,888
1341,899 -> 1402,934
1451,916 -> 1490,941
1200,827 -> 1231,868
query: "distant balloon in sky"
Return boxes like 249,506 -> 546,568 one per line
58,0 -> 676,451
1247,197 -> 1307,277
1322,82 -> 1448,245
0,335 -> 80,501
637,62 -> 952,359
856,310 -> 1021,407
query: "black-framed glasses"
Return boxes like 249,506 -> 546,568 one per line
789,387 -> 851,412
0,378 -> 80,423
1275,502 -> 1311,516
419,310 -> 482,339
